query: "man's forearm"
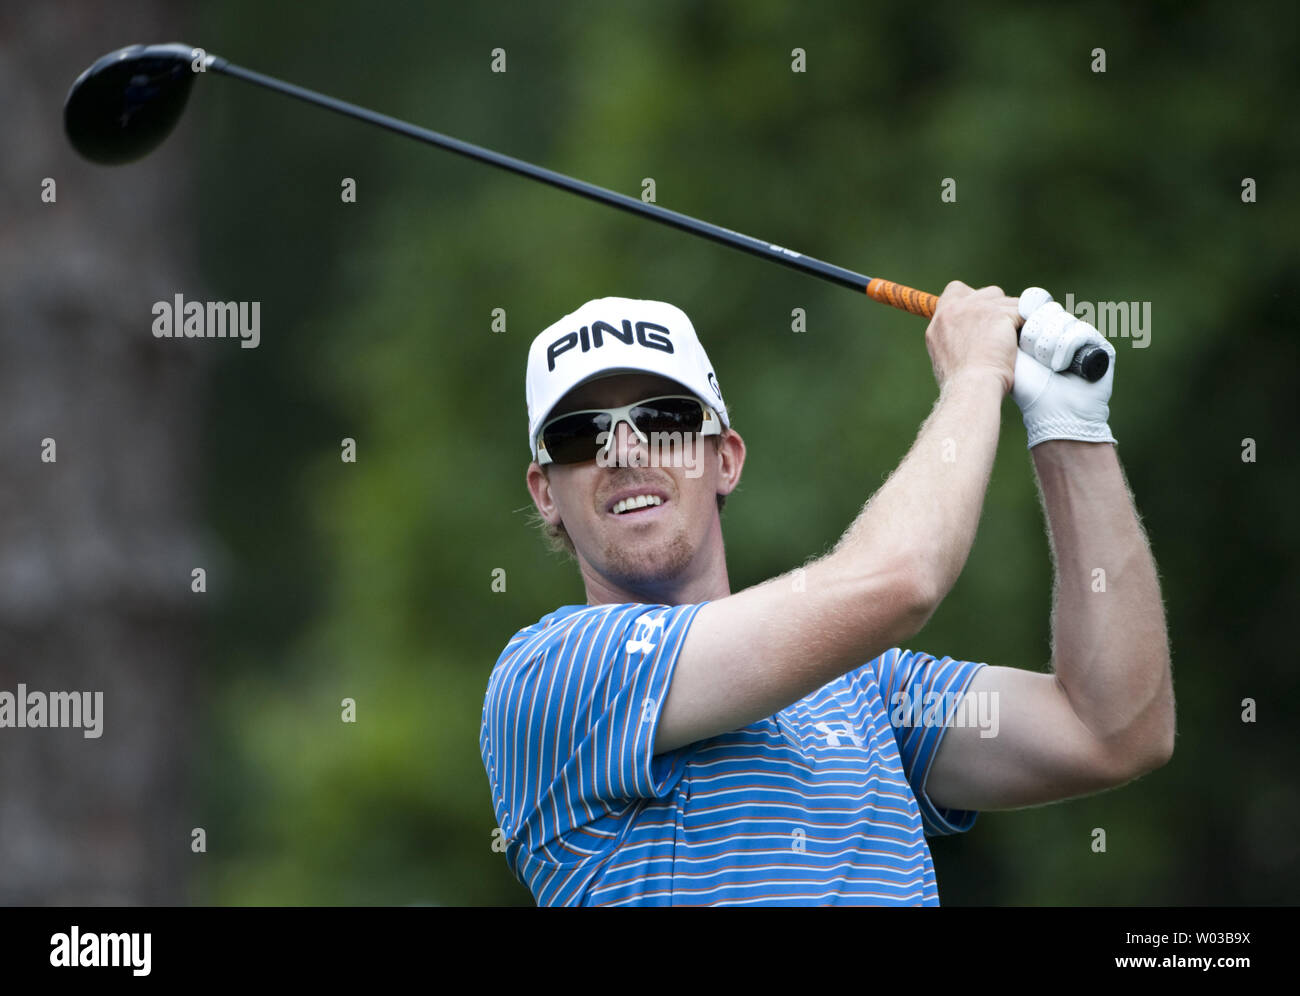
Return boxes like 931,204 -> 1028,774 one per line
1033,441 -> 1174,763
830,370 -> 1005,608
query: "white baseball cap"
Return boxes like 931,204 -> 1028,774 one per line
525,296 -> 729,460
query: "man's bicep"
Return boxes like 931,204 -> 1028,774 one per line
655,565 -> 926,755
924,665 -> 1134,812
654,596 -> 770,755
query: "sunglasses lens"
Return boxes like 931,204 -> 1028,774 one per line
631,398 -> 704,435
540,398 -> 707,464
542,411 -> 611,464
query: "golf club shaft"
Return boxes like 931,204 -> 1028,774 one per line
207,54 -> 1105,379
209,56 -> 932,312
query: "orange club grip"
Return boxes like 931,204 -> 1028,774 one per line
866,278 -> 938,318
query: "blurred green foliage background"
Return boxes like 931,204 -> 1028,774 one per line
187,0 -> 1298,904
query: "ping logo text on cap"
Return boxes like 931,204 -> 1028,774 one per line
546,319 -> 674,371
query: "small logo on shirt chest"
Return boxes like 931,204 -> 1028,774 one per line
814,721 -> 863,748
625,612 -> 666,655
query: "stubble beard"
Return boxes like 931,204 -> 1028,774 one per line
596,515 -> 697,594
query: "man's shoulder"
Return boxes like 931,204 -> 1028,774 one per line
488,603 -> 627,685
793,648 -> 948,714
833,647 -> 903,688
496,601 -> 704,658
507,604 -> 586,643
488,602 -> 711,698
496,603 -> 614,657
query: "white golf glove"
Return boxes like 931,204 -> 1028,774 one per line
1011,287 -> 1118,448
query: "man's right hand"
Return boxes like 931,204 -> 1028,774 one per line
924,281 -> 1022,396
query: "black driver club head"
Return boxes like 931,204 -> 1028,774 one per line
64,43 -> 199,164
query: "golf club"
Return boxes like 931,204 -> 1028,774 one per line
64,42 -> 1110,382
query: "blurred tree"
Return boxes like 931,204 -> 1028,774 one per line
0,3 -> 201,903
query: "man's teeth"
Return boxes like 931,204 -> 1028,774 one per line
612,495 -> 663,515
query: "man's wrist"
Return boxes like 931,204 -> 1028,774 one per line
940,366 -> 1010,398
1031,438 -> 1118,469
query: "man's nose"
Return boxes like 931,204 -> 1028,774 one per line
607,418 -> 647,466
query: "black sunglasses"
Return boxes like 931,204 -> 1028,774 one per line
537,395 -> 721,466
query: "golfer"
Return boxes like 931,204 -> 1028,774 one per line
480,285 -> 1174,906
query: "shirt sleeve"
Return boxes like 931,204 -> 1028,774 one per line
869,648 -> 988,837
481,602 -> 705,860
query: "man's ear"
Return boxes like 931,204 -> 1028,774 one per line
526,462 -> 563,525
715,428 -> 745,498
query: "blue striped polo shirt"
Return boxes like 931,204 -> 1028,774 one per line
480,601 -> 986,906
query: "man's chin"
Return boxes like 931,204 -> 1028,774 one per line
596,530 -> 695,595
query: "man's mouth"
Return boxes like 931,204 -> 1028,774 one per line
612,494 -> 664,515
605,487 -> 669,517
